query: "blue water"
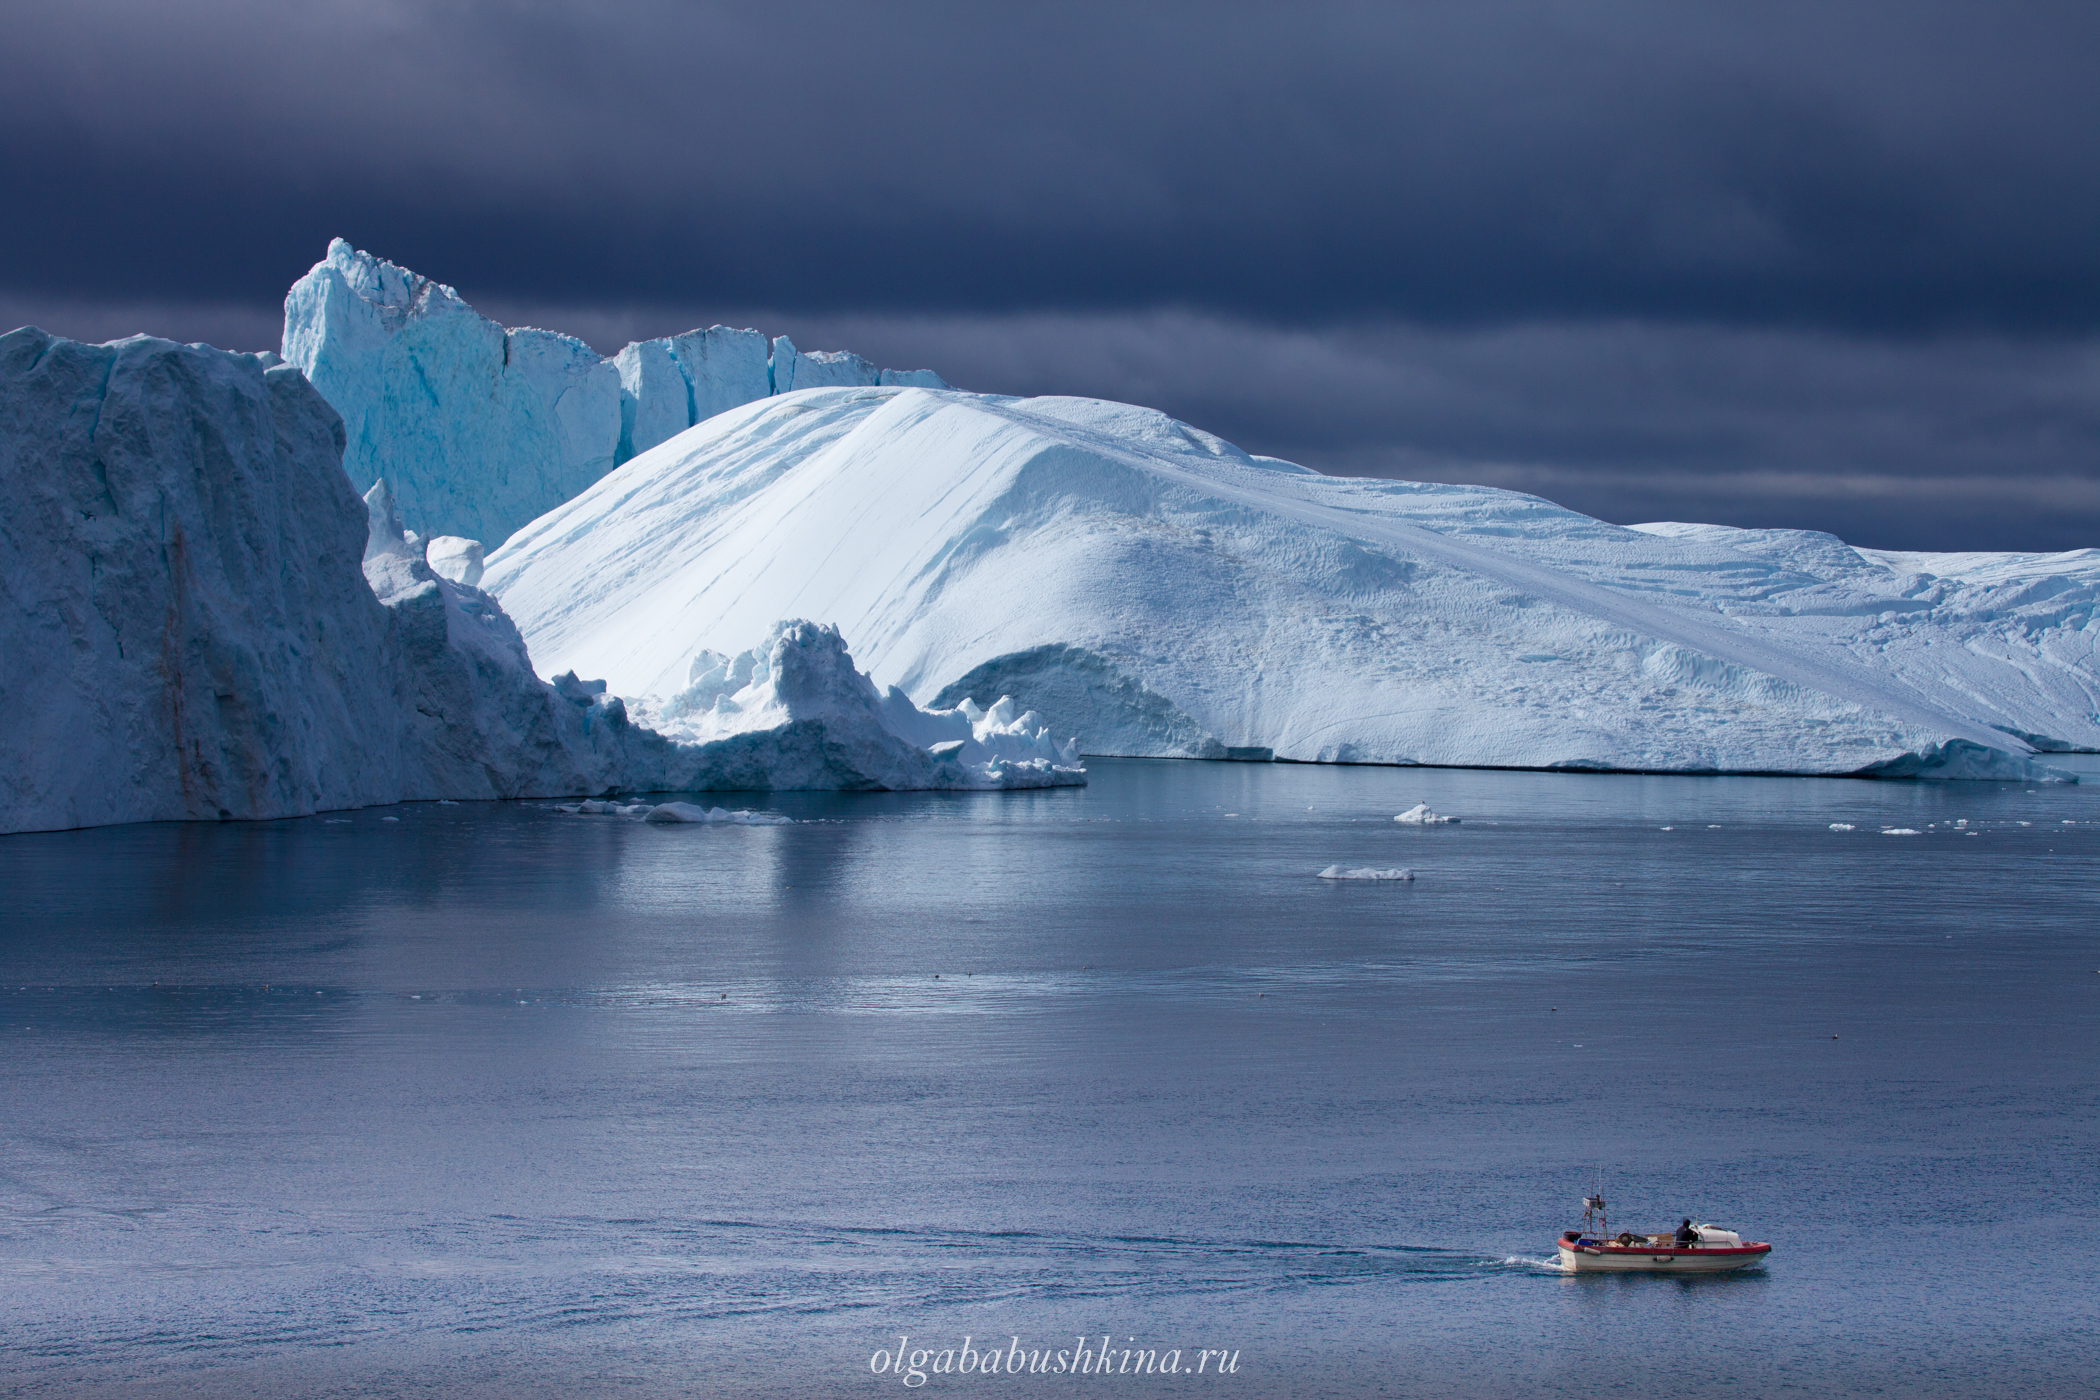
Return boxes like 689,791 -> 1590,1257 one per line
1,759 -> 2095,1398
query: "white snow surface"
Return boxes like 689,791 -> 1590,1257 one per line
481,386 -> 2095,780
282,240 -> 947,546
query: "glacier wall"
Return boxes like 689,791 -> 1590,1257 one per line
282,240 -> 948,548
484,386 -> 2098,781
0,331 -> 1070,835
2,327 -> 411,831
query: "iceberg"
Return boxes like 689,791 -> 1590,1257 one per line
282,241 -> 948,546
1394,803 -> 1459,824
1317,866 -> 1417,881
480,386 -> 2093,781
0,330 -> 1072,835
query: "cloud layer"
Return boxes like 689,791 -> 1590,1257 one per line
5,1 -> 2096,548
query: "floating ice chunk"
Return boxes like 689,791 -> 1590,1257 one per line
1881,827 -> 1922,835
1394,803 -> 1459,825
1318,865 -> 1416,880
643,802 -> 792,825
1829,822 -> 1856,831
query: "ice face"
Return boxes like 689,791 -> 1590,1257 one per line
481,386 -> 2095,782
0,327 -> 401,833
281,241 -> 949,547
771,337 -> 879,393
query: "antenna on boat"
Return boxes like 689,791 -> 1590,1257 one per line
1583,1166 -> 1606,1236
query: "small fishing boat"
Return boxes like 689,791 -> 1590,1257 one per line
1555,1193 -> 1771,1273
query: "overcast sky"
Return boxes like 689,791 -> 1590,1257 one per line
5,0 -> 2097,549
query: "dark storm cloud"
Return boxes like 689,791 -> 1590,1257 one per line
7,0 -> 2100,331
474,297 -> 2100,551
4,0 -> 2098,550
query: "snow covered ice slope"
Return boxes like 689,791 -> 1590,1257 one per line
282,241 -> 947,548
484,386 -> 2098,779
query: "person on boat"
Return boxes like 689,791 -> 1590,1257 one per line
1674,1218 -> 1698,1248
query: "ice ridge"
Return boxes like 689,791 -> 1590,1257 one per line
281,239 -> 948,548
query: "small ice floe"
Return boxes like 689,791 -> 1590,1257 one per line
1318,865 -> 1416,881
1881,827 -> 1922,836
1829,822 -> 1856,831
438,799 -> 460,806
643,802 -> 793,825
1394,803 -> 1458,825
381,816 -> 399,822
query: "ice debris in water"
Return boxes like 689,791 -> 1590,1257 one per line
1394,803 -> 1459,825
563,798 -> 791,824
1829,823 -> 1856,831
1881,827 -> 1922,836
643,802 -> 793,825
1318,865 -> 1416,881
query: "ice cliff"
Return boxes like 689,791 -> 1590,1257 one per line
483,386 -> 2098,781
0,331 -> 1071,835
282,240 -> 947,547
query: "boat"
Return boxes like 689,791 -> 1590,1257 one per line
1555,1193 -> 1771,1273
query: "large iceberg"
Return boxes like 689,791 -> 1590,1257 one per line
282,240 -> 948,547
482,386 -> 2096,780
0,331 -> 1070,835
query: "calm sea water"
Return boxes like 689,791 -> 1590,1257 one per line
1,759 -> 2095,1399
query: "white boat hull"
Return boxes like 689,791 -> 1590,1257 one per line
1557,1240 -> 1771,1273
